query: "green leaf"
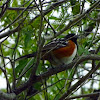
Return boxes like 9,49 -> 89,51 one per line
49,16 -> 61,20
70,0 -> 80,15
12,0 -> 18,7
78,46 -> 90,55
34,82 -> 42,90
15,59 -> 28,75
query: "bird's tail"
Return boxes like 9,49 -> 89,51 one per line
15,52 -> 37,61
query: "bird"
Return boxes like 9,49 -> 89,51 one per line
16,33 -> 78,66
19,33 -> 78,97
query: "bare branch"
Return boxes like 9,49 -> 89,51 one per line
65,92 -> 100,100
0,44 -> 11,92
0,6 -> 33,11
59,62 -> 100,100
29,0 -> 44,81
0,27 -> 19,39
0,1 -> 55,11
0,90 -> 16,100
0,0 -> 10,18
54,0 -> 100,38
30,0 -> 67,23
0,0 -> 34,33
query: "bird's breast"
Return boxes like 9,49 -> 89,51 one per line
61,45 -> 77,64
52,40 -> 77,59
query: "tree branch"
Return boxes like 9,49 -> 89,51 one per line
13,54 -> 100,95
0,0 -> 10,18
54,0 -> 100,38
0,27 -> 19,39
0,90 -> 16,100
65,92 -> 100,100
0,1 -> 55,11
0,6 -> 33,11
29,0 -> 44,81
0,0 -> 34,33
59,62 -> 100,100
30,0 -> 67,23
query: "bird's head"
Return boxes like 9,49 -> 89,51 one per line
64,33 -> 78,45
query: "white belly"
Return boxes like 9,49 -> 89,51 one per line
61,45 -> 77,64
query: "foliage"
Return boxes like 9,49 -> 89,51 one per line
0,0 -> 100,100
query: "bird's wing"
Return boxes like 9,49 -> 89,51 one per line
42,38 -> 68,51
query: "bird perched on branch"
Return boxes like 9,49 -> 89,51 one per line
16,33 -> 78,66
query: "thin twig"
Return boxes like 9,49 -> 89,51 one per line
16,58 -> 34,80
0,27 -> 19,39
29,0 -> 44,80
59,62 -> 100,100
65,92 -> 100,100
0,44 -> 11,93
30,0 -> 67,24
0,0 -> 34,33
53,0 -> 100,38
0,0 -> 10,18
27,78 -> 66,100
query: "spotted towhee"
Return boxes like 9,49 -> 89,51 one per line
16,33 -> 78,66
18,33 -> 78,97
